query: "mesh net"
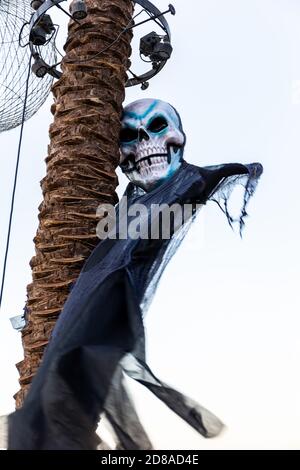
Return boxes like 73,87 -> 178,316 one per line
0,1 -> 55,133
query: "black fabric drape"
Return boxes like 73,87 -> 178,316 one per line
8,161 -> 263,449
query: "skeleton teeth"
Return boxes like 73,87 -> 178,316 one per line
138,158 -> 169,177
136,144 -> 169,163
135,144 -> 170,173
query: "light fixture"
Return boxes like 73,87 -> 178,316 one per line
32,54 -> 49,77
39,14 -> 55,34
140,32 -> 160,58
27,0 -> 176,88
30,0 -> 44,10
152,37 -> 173,61
70,0 -> 88,21
140,32 -> 173,63
30,14 -> 55,46
30,25 -> 47,46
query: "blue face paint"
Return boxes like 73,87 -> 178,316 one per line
123,99 -> 159,121
120,99 -> 186,192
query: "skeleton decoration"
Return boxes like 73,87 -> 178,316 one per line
120,99 -> 186,191
8,99 -> 263,450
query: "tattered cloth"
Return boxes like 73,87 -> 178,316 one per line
8,161 -> 263,449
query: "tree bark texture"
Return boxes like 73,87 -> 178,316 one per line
15,0 -> 133,408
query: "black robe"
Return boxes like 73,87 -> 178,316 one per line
8,161 -> 263,449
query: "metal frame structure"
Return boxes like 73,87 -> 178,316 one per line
28,0 -> 175,87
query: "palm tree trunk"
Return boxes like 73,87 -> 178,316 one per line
15,0 -> 133,408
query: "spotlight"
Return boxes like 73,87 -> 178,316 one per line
29,14 -> 55,46
30,25 -> 47,46
152,38 -> 173,61
32,54 -> 48,78
39,14 -> 55,34
140,32 -> 173,63
140,32 -> 161,58
30,0 -> 44,10
70,0 -> 88,21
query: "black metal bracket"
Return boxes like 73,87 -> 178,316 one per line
28,0 -> 175,88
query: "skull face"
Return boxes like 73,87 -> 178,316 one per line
120,99 -> 186,191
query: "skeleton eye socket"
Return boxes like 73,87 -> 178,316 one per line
148,116 -> 168,133
120,127 -> 138,143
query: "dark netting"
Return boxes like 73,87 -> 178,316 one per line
0,1 -> 55,133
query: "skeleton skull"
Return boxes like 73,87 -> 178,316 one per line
119,99 -> 186,191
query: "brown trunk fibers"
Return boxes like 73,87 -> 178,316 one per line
15,0 -> 133,407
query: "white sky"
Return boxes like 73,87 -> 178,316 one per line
0,0 -> 300,450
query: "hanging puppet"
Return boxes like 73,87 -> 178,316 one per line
8,99 -> 263,450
